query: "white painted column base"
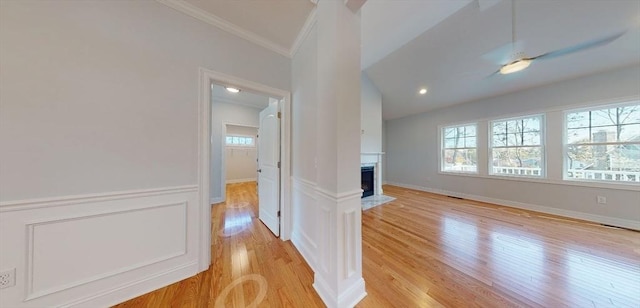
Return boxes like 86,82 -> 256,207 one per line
314,275 -> 366,308
313,188 -> 367,308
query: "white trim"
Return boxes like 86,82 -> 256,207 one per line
198,68 -> 212,272
315,187 -> 363,203
436,163 -> 639,191
156,0 -> 290,57
439,122 -> 479,174
290,8 -> 317,57
0,185 -> 197,212
561,101 -> 640,185
386,181 -> 640,231
24,202 -> 188,301
313,275 -> 366,308
225,178 -> 257,184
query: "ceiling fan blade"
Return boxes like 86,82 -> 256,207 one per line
531,30 -> 626,61
482,40 -> 526,65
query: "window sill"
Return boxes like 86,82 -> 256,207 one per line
437,171 -> 640,191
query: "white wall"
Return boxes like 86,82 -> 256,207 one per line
290,24 -> 319,271
361,73 -> 382,153
385,65 -> 640,229
211,102 -> 261,202
225,125 -> 258,183
0,1 -> 290,307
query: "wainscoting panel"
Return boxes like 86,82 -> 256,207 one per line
290,177 -> 318,272
0,186 -> 200,308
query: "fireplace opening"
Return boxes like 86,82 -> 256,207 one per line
361,166 -> 374,198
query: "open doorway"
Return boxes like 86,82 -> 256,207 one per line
197,68 -> 291,270
211,83 -> 282,238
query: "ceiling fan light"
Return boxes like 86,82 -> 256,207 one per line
500,59 -> 531,74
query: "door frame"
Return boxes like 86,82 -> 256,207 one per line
197,68 -> 292,271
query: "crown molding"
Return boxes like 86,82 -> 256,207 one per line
290,8 -> 317,57
156,0 -> 291,57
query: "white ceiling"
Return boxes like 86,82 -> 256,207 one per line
365,0 -> 640,120
160,0 -> 640,121
360,0 -> 472,69
212,84 -> 270,109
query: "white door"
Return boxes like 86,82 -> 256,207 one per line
258,100 -> 280,237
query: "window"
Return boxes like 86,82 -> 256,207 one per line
225,135 -> 255,147
441,124 -> 477,173
490,115 -> 544,177
565,103 -> 640,183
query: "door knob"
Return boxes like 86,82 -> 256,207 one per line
257,169 -> 262,173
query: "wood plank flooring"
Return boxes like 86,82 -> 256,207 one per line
115,183 -> 640,307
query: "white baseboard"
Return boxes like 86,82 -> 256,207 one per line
225,178 -> 256,184
385,181 -> 640,231
63,261 -> 198,308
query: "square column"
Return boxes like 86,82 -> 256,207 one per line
312,0 -> 366,307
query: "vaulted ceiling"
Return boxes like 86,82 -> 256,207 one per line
158,0 -> 640,120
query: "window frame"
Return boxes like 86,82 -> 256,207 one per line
563,101 -> 640,184
225,134 -> 256,148
440,122 -> 479,174
488,114 -> 546,178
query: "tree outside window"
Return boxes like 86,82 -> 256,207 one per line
566,103 -> 640,183
490,115 -> 544,177
442,124 -> 477,173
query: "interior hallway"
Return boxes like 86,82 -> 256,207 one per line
115,183 -> 640,307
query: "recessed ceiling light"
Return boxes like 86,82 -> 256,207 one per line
226,87 -> 241,93
419,88 -> 428,95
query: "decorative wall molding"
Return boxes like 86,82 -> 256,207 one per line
385,181 -> 640,231
315,187 -> 363,204
0,185 -> 197,212
291,177 -> 318,271
344,210 -> 357,278
25,202 -> 188,301
0,186 -> 199,308
156,0 -> 290,57
313,185 -> 365,307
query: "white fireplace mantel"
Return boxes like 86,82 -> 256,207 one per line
361,152 -> 384,195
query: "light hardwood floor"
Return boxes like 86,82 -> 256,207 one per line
115,183 -> 640,307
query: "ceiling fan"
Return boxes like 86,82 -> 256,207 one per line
495,0 -> 626,75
